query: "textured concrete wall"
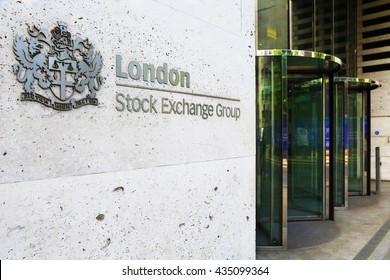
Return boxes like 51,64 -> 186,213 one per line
0,0 -> 256,259
367,71 -> 390,181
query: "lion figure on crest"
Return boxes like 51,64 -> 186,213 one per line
13,36 -> 51,93
75,48 -> 103,98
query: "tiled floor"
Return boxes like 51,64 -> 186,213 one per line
256,181 -> 390,260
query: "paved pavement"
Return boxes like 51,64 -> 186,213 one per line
256,181 -> 390,260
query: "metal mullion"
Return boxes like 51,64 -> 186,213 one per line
362,90 -> 367,195
367,89 -> 371,195
281,54 -> 288,250
343,82 -> 348,208
313,0 -> 317,51
323,73 -> 328,220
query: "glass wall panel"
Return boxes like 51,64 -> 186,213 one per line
348,92 -> 364,194
333,82 -> 345,207
256,56 -> 283,246
363,92 -> 369,194
257,0 -> 288,49
291,0 -> 313,51
287,78 -> 323,218
290,0 -> 355,76
315,0 -> 332,55
334,0 -> 349,76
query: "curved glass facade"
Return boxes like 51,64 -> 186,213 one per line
256,50 -> 342,247
257,0 -> 356,76
333,78 -> 379,207
256,0 -> 382,252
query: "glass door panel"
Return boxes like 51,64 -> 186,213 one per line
348,92 -> 364,194
256,56 -> 283,246
333,82 -> 345,207
288,78 -> 323,219
363,91 -> 369,195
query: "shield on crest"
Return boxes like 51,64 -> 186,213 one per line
48,56 -> 77,101
13,22 -> 103,110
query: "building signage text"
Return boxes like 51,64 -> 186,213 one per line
115,94 -> 240,120
115,55 -> 241,120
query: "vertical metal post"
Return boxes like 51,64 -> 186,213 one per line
362,91 -> 367,195
281,54 -> 288,250
367,89 -> 371,195
344,82 -> 349,208
328,74 -> 334,220
313,0 -> 316,51
375,147 -> 381,194
288,0 -> 293,49
323,73 -> 329,220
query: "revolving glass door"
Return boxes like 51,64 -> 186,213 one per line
333,78 -> 379,205
256,50 -> 342,248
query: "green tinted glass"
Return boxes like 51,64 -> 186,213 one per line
333,82 -> 345,207
256,56 -> 283,246
348,92 -> 364,194
288,78 -> 323,218
257,0 -> 288,49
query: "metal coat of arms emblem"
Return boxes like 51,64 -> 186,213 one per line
12,22 -> 103,111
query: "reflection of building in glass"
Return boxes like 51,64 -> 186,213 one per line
256,0 -> 387,249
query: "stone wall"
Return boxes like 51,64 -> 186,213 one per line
367,72 -> 390,181
0,0 -> 256,259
